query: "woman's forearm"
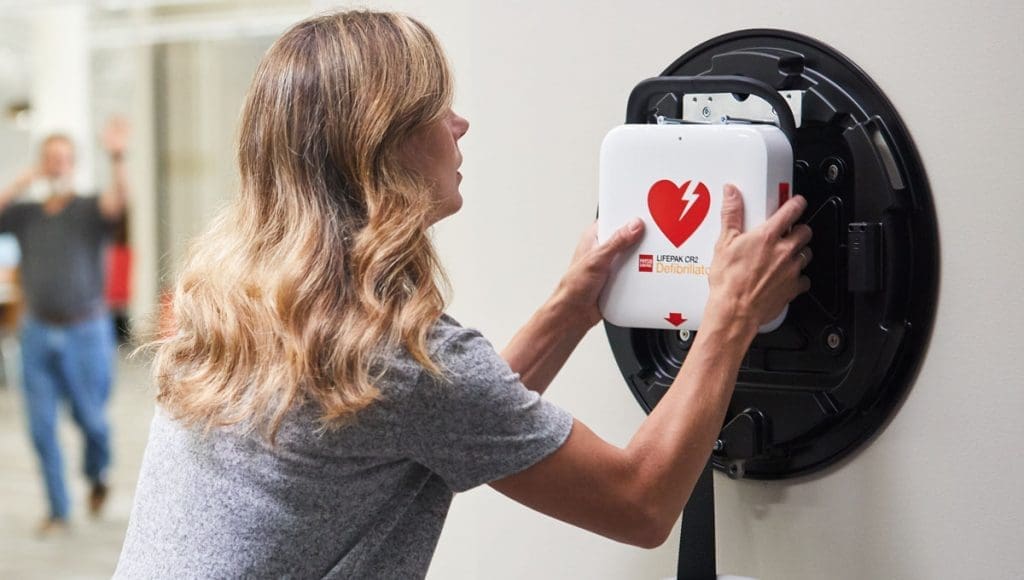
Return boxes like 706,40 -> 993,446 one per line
490,302 -> 757,547
623,301 -> 756,533
501,290 -> 592,395
501,218 -> 642,394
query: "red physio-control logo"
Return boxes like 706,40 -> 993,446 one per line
638,254 -> 654,272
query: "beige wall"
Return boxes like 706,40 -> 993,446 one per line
147,0 -> 1023,577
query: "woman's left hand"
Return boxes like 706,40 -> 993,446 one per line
554,218 -> 644,329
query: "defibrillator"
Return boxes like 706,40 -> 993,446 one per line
597,123 -> 793,332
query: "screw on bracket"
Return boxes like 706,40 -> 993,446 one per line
727,461 -> 746,479
822,156 -> 846,184
825,329 -> 844,351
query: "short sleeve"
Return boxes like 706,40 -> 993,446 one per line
402,327 -> 574,492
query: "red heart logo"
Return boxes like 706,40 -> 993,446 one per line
647,180 -> 711,248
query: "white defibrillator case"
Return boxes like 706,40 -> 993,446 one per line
598,123 -> 793,332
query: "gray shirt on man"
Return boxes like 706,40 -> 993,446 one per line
114,315 -> 574,579
0,196 -> 113,322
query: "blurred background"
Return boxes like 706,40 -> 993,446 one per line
0,0 -> 306,340
0,3 -> 322,577
0,1 -> 1021,579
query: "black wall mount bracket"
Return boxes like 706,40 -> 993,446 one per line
605,29 -> 940,480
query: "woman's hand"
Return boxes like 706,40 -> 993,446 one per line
706,184 -> 812,336
555,217 -> 645,329
502,217 -> 643,394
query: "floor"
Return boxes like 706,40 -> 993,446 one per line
0,349 -> 155,579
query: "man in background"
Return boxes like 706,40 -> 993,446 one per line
0,118 -> 129,535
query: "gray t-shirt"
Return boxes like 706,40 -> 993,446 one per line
0,196 -> 114,321
115,315 -> 574,579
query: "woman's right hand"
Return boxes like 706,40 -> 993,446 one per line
706,184 -> 812,335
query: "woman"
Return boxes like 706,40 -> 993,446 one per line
116,10 -> 811,578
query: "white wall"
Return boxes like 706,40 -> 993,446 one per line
29,4 -> 94,193
303,1 -> 1023,578
0,12 -> 30,185
158,39 -> 269,274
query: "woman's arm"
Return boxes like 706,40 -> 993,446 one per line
502,219 -> 643,394
491,187 -> 812,547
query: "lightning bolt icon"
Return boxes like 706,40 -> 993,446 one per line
678,181 -> 700,221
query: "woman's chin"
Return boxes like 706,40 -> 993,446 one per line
429,193 -> 463,225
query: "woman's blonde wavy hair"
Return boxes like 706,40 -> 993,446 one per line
151,10 -> 454,439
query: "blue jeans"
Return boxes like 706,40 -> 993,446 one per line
21,314 -> 115,519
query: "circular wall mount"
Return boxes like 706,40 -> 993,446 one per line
604,30 -> 940,479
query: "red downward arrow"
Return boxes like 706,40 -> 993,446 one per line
665,312 -> 687,327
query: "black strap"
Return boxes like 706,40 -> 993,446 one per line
677,461 -> 716,580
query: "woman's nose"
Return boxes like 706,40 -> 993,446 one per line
452,113 -> 469,140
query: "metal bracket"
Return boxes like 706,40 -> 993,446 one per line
682,90 -> 804,128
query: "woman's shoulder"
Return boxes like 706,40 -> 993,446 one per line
426,313 -> 498,367
379,313 -> 508,397
428,313 -> 467,346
